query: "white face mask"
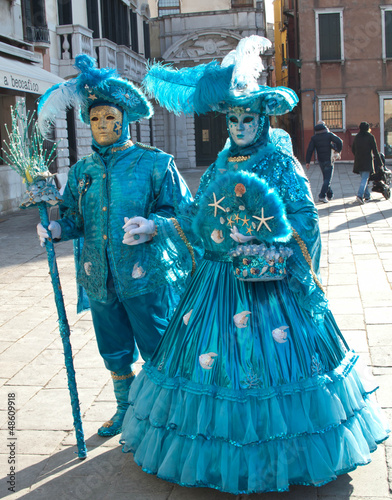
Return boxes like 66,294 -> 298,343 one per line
227,111 -> 260,147
90,105 -> 123,146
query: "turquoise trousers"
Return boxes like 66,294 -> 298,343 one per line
89,268 -> 178,374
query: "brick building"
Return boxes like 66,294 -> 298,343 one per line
279,0 -> 392,162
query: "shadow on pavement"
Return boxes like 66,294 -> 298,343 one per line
3,434 -> 355,500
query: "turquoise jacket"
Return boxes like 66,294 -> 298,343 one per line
57,142 -> 195,302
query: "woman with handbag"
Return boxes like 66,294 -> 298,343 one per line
120,37 -> 389,493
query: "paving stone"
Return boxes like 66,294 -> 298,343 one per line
334,315 -> 365,331
364,308 -> 392,325
46,367 -> 109,390
341,330 -> 369,353
370,347 -> 392,368
328,298 -> 363,315
326,285 -> 359,299
317,446 -> 389,498
367,325 -> 392,347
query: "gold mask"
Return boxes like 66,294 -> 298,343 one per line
90,105 -> 123,146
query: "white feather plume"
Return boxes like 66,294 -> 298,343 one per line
37,80 -> 83,138
221,35 -> 272,95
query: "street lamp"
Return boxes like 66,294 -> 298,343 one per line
282,58 -> 302,70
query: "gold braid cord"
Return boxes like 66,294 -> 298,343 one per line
110,371 -> 135,380
170,217 -> 196,276
291,228 -> 324,292
228,155 -> 251,163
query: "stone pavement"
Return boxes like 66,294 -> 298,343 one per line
0,162 -> 391,500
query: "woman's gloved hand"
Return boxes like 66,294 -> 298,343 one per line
36,221 -> 62,247
229,225 -> 255,243
122,216 -> 156,246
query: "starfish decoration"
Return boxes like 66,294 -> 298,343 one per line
227,215 -> 234,227
88,93 -> 98,100
246,226 -> 254,235
252,207 -> 274,232
208,193 -> 226,217
234,213 -> 240,223
240,215 -> 250,226
113,121 -> 122,135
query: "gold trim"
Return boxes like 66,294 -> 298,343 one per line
102,420 -> 113,428
111,140 -> 133,153
135,142 -> 157,151
291,227 -> 324,292
228,155 -> 251,163
170,218 -> 196,276
110,371 -> 135,380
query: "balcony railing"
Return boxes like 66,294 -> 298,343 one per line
56,25 -> 146,83
25,26 -> 50,44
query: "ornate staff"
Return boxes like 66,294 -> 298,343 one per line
2,101 -> 87,459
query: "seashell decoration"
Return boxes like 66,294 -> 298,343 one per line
233,311 -> 251,328
183,309 -> 193,325
132,262 -> 146,279
211,229 -> 224,244
272,326 -> 289,343
220,217 -> 225,224
234,183 -> 246,197
199,352 -> 218,370
84,262 -> 92,276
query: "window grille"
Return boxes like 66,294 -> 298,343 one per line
232,0 -> 254,7
158,0 -> 180,16
321,100 -> 343,130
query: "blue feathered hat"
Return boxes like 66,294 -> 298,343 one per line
38,54 -> 153,136
142,36 -> 298,116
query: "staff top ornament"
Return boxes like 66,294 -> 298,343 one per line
1,101 -> 61,208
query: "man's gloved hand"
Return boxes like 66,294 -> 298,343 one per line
36,221 -> 62,247
229,226 -> 255,243
122,216 -> 156,246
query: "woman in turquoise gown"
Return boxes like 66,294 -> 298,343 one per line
120,36 -> 389,493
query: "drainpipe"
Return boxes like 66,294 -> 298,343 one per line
300,88 -> 317,130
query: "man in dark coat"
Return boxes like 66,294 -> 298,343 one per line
352,121 -> 382,204
305,121 -> 343,203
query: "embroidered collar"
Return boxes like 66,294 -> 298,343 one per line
111,140 -> 133,153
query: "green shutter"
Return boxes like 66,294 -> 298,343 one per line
319,13 -> 341,61
386,11 -> 392,58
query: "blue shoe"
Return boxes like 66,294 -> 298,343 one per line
98,371 -> 135,437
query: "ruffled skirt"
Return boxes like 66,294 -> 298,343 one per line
121,259 -> 389,494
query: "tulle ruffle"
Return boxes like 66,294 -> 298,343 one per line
121,353 -> 389,494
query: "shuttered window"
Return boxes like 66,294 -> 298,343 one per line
319,13 -> 341,61
385,10 -> 392,58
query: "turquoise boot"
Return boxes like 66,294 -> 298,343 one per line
98,371 -> 135,437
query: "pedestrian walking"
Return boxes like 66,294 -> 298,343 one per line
36,54 -> 198,438
120,36 -> 389,494
305,121 -> 343,203
352,121 -> 382,204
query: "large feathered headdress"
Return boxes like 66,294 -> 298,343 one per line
142,35 -> 298,116
38,54 -> 153,137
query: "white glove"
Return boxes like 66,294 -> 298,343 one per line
36,221 -> 62,247
229,226 -> 255,243
122,216 -> 156,246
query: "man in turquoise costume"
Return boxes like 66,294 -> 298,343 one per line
36,55 -> 197,437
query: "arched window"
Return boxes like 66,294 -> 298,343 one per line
158,0 -> 180,17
